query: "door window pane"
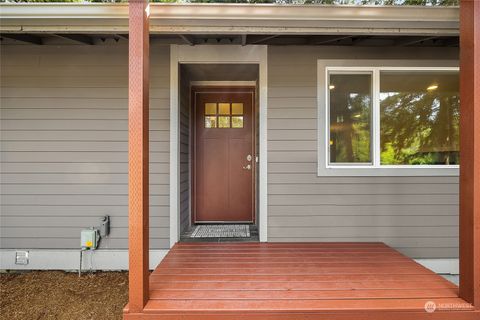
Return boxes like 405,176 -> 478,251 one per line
329,73 -> 372,164
205,103 -> 216,115
218,103 -> 230,115
218,116 -> 231,128
231,103 -> 244,115
205,116 -> 217,128
232,116 -> 244,128
380,71 -> 459,165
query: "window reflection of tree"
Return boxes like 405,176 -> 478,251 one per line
330,74 -> 371,163
380,73 -> 459,165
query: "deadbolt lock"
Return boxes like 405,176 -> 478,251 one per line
247,154 -> 252,162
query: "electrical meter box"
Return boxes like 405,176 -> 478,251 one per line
81,229 -> 98,250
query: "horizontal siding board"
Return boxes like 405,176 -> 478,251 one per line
396,248 -> 458,258
1,87 -> 169,99
265,237 -> 457,248
269,87 -> 316,98
1,44 -> 168,67
0,44 -> 171,250
0,130 -> 169,142
268,130 -> 317,141
268,151 -> 317,163
0,227 -> 169,238
1,205 -> 169,217
268,215 -> 458,228
1,195 -> 169,206
0,141 -> 169,152
0,119 -> 169,130
0,238 -> 170,250
268,205 -> 458,216
268,119 -> 316,130
268,173 -> 459,184
265,240 -> 458,259
268,97 -> 317,109
268,194 -> 458,206
1,152 -> 169,163
1,216 -> 169,228
1,163 -> 169,174
1,173 -> 169,184
1,130 -> 129,141
0,97 -> 169,109
268,183 -> 458,195
0,108 -> 169,120
268,226 -> 458,238
0,65 -> 169,78
268,108 -> 316,119
1,76 -> 168,88
1,184 -> 169,195
269,141 -> 316,151
268,162 -> 450,175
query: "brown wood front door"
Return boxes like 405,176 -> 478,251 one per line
193,87 -> 255,223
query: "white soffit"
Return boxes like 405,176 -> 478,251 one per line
0,3 -> 459,36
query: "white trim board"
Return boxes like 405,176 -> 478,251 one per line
169,45 -> 268,246
0,249 -> 168,271
317,59 -> 460,177
0,3 -> 459,36
415,258 -> 459,275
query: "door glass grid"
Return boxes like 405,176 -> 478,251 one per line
204,102 -> 244,128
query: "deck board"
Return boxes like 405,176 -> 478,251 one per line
144,298 -> 470,311
125,242 -> 476,319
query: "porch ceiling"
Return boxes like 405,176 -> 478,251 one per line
0,33 -> 459,48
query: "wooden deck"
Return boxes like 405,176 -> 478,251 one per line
124,242 -> 478,319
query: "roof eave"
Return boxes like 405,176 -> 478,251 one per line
0,3 -> 460,36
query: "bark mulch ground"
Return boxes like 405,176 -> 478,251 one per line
0,271 -> 128,320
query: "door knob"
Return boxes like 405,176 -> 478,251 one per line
243,164 -> 252,170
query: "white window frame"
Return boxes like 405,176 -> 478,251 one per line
317,60 -> 460,177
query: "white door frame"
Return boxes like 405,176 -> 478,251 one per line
169,45 -> 268,247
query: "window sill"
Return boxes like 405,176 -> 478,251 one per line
318,166 -> 459,177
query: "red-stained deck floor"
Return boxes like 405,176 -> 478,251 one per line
124,242 -> 478,320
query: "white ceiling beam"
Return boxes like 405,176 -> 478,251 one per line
241,34 -> 247,46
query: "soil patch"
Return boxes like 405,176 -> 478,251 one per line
0,271 -> 128,320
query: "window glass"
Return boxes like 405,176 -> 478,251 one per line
232,116 -> 244,128
205,116 -> 217,128
218,103 -> 230,115
231,103 -> 244,115
205,103 -> 216,115
218,116 -> 231,128
380,71 -> 459,165
329,73 -> 372,164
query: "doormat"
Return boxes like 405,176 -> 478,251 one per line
191,224 -> 250,238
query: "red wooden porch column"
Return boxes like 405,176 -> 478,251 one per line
128,0 -> 150,312
460,0 -> 480,309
